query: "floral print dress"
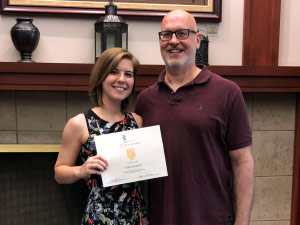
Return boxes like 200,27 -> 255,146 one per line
80,109 -> 148,225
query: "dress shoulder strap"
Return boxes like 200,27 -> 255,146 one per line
83,109 -> 94,134
125,112 -> 139,129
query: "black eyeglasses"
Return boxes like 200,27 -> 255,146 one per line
158,29 -> 197,41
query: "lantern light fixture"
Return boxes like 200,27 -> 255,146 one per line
94,0 -> 128,61
195,29 -> 209,65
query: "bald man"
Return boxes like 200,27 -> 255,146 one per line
135,10 -> 254,225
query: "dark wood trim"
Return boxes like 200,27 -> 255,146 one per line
243,0 -> 281,66
1,62 -> 300,92
0,0 -> 222,22
291,94 -> 300,225
242,0 -> 251,66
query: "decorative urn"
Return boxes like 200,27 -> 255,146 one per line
10,18 -> 40,62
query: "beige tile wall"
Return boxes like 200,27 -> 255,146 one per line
0,90 -> 93,144
0,91 -> 297,224
244,93 -> 296,225
0,91 -> 16,143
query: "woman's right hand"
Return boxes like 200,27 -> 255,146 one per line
75,155 -> 109,180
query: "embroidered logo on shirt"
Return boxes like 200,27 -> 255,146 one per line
199,105 -> 203,110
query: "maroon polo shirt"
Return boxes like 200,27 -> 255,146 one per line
135,66 -> 252,225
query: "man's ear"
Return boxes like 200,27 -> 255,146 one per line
196,32 -> 202,49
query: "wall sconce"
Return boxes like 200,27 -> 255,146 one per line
195,30 -> 209,65
94,0 -> 128,61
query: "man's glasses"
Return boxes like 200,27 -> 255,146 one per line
158,29 -> 197,41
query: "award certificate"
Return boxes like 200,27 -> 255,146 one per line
94,125 -> 168,187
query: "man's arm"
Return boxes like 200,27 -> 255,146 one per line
229,146 -> 254,225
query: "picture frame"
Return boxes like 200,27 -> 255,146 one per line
0,0 -> 222,22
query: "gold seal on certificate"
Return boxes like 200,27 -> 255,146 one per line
126,148 -> 136,160
94,125 -> 168,187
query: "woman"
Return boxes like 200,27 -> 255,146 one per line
54,48 -> 148,225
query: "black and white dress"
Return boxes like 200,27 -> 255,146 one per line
80,109 -> 148,225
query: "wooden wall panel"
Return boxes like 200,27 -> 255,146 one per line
1,63 -> 300,92
243,0 -> 281,66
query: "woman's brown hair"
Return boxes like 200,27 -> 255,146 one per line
89,48 -> 140,114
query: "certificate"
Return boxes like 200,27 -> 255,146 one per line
94,125 -> 168,187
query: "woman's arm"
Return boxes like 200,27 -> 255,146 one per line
54,114 -> 108,184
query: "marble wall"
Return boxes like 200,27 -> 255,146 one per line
244,93 -> 296,225
0,90 -> 297,224
0,91 -> 93,144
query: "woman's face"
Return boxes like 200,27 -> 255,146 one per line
101,58 -> 134,104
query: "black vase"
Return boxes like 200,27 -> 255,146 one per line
10,18 -> 40,62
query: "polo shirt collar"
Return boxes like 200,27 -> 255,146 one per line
157,65 -> 211,86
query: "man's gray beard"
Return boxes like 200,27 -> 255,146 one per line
163,54 -> 196,71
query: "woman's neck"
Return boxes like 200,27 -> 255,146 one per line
93,102 -> 124,122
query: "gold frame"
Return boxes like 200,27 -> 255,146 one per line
1,0 -> 221,21
8,0 -> 213,12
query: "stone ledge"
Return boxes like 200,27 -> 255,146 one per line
0,144 -> 60,152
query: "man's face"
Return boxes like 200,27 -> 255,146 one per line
159,12 -> 201,71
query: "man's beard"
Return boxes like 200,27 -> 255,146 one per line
162,53 -> 195,71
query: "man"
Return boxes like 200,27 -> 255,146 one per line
135,10 -> 254,225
